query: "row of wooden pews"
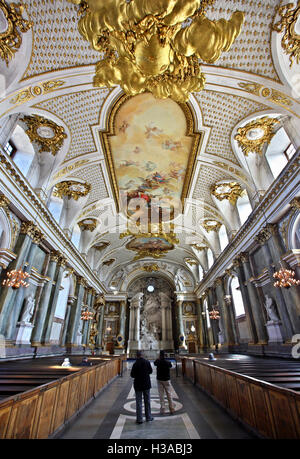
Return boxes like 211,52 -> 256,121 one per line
0,354 -> 123,438
181,354 -> 300,439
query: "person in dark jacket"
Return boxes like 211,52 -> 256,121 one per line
130,350 -> 154,424
154,350 -> 175,415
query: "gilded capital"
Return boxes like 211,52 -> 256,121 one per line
255,228 -> 271,245
32,229 -> 45,245
20,221 -> 43,242
0,193 -> 9,208
211,182 -> 244,205
265,223 -> 279,236
234,117 -> 279,156
239,252 -> 249,263
78,218 -> 98,232
290,197 -> 300,211
21,115 -> 67,156
232,257 -> 241,268
50,250 -> 61,263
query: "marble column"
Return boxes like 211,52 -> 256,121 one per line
176,300 -> 185,349
196,298 -> 205,349
82,288 -> 92,346
207,288 -> 219,346
0,222 -> 38,336
266,223 -> 300,333
233,256 -> 258,343
6,230 -> 45,340
117,300 -> 126,348
238,252 -> 268,344
128,293 -> 143,351
42,255 -> 67,344
66,277 -> 86,347
96,299 -> 105,349
223,294 -> 239,345
60,295 -> 76,346
214,278 -> 236,346
255,229 -> 295,340
31,252 -> 60,345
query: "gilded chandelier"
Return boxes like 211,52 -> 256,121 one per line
209,308 -> 220,320
2,269 -> 30,288
273,268 -> 300,289
68,0 -> 244,102
81,306 -> 93,321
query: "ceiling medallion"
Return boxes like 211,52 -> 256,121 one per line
234,117 -> 279,156
68,0 -> 244,102
78,218 -> 98,232
202,219 -> 222,233
0,0 -> 32,66
272,0 -> 300,67
21,115 -> 67,156
211,182 -> 243,205
53,180 -> 91,200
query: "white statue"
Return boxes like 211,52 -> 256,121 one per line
20,296 -> 35,323
264,295 -> 280,323
61,358 -> 71,367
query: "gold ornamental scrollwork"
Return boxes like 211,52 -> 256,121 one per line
53,181 -> 91,201
21,115 -> 67,157
234,117 -> 280,156
67,0 -> 244,102
78,218 -> 97,232
201,220 -> 222,233
272,1 -> 300,67
141,264 -> 160,272
0,0 -> 32,66
211,182 -> 244,206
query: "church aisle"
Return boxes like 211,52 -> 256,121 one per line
58,363 -> 254,440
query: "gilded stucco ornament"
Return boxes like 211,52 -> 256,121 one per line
78,218 -> 97,232
211,182 -> 244,205
142,264 -> 160,272
273,0 -> 300,67
21,115 -> 67,156
67,0 -> 244,102
53,181 -> 91,200
0,0 -> 32,66
102,258 -> 115,266
185,258 -> 198,266
190,243 -> 208,252
201,220 -> 222,233
234,117 -> 279,156
93,241 -> 110,252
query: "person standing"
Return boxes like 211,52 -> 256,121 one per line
130,350 -> 154,424
154,350 -> 175,415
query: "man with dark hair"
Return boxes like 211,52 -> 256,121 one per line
130,350 -> 154,424
154,350 -> 175,415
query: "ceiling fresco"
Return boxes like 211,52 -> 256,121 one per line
106,92 -> 198,222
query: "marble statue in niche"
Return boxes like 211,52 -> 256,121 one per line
20,296 -> 35,323
264,294 -> 280,323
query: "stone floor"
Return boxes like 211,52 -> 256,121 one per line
58,361 -> 255,440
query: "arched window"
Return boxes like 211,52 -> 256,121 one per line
71,223 -> 81,249
266,127 -> 296,178
231,276 -> 245,317
198,264 -> 203,281
236,190 -> 253,225
219,224 -> 229,251
207,248 -> 214,269
48,195 -> 64,223
9,124 -> 35,177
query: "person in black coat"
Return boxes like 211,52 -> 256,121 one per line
130,350 -> 154,424
154,350 -> 175,415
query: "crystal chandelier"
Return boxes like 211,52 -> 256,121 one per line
209,309 -> 220,320
2,269 -> 30,288
81,307 -> 93,321
273,268 -> 300,289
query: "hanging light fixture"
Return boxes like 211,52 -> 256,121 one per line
2,269 -> 30,289
273,268 -> 300,289
80,306 -> 93,321
209,308 -> 220,320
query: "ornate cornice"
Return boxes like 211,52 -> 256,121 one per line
78,218 -> 97,232
211,182 -> 243,205
272,1 -> 300,67
234,117 -> 279,156
0,0 -> 32,66
21,115 -> 67,156
53,181 -> 91,201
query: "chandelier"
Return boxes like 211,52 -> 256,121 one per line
81,307 -> 93,321
2,269 -> 30,288
209,309 -> 220,320
273,268 -> 300,289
